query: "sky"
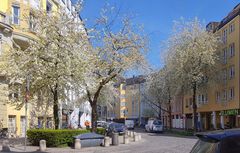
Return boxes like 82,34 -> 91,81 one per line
73,0 -> 240,70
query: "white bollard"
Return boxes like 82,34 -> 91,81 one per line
123,134 -> 129,144
127,131 -> 130,136
104,137 -> 110,147
118,135 -> 123,144
130,131 -> 134,138
2,140 -> 10,152
133,134 -> 139,142
39,140 -> 47,152
74,139 -> 81,149
133,132 -> 137,137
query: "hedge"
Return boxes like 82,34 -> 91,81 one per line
96,127 -> 106,135
27,128 -> 106,147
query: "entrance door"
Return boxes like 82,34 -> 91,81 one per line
229,115 -> 236,128
8,116 -> 16,137
206,113 -> 211,130
20,116 -> 26,137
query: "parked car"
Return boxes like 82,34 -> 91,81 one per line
145,119 -> 163,133
96,121 -> 107,128
125,119 -> 134,130
190,129 -> 240,153
106,122 -> 127,136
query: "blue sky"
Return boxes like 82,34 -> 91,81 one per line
74,0 -> 239,69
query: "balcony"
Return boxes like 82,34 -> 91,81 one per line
0,12 -> 13,33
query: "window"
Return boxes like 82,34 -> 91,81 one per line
229,43 -> 235,57
223,69 -> 227,83
8,116 -> 16,135
189,98 -> 193,107
216,92 -> 220,103
229,65 -> 235,79
46,1 -> 52,13
8,86 -> 20,100
185,99 -> 189,108
121,84 -> 126,90
201,94 -> 205,104
12,5 -> 20,25
229,23 -> 235,33
120,102 -> 126,107
205,94 -> 208,104
120,94 -> 125,99
229,88 -> 234,100
222,29 -> 228,43
120,110 -> 125,116
38,117 -> 43,128
29,12 -> 36,31
223,89 -> 227,101
223,48 -> 227,64
197,95 -> 201,105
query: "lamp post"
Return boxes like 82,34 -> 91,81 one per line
24,75 -> 30,152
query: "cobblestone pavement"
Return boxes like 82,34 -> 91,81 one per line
2,129 -> 198,153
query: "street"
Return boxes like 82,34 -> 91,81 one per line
7,129 -> 198,153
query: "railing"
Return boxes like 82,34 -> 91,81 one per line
0,12 -> 10,25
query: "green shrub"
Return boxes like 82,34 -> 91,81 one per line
27,129 -> 90,147
96,127 -> 106,135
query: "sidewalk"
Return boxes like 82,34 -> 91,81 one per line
1,135 -> 143,153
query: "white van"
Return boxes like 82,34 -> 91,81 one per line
145,119 -> 163,133
125,119 -> 135,130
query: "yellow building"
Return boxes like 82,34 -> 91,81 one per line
0,0 -> 73,137
183,3 -> 240,130
108,76 -> 151,125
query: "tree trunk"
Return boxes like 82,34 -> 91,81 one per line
158,104 -> 162,120
53,84 -> 59,129
91,101 -> 98,132
168,103 -> 172,130
192,82 -> 197,132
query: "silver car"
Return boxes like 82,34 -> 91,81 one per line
145,119 -> 163,133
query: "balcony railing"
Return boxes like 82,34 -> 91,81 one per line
0,12 -> 10,25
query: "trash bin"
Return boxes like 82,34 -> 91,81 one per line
112,133 -> 119,146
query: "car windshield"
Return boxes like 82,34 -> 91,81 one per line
153,120 -> 162,125
190,139 -> 218,153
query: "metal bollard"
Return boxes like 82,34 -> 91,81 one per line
74,139 -> 81,149
123,134 -> 129,144
39,140 -> 47,152
112,133 -> 119,146
2,140 -> 10,152
104,137 -> 110,147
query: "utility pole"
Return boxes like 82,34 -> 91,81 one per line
24,75 -> 30,152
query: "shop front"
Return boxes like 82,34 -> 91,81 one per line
219,109 -> 240,129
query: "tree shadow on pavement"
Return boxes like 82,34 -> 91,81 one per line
147,132 -> 197,139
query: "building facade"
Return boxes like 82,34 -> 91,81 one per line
108,75 -> 154,125
183,3 -> 240,131
0,0 -> 87,136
